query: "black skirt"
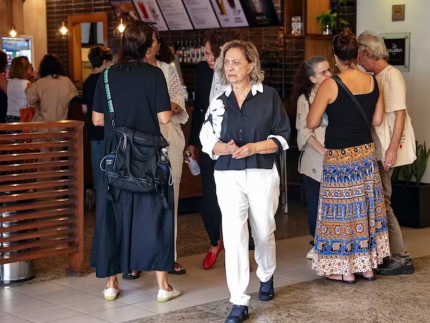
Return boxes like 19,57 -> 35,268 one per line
91,176 -> 175,278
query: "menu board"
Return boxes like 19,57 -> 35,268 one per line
132,0 -> 169,31
211,0 -> 249,28
183,0 -> 220,29
157,0 -> 194,31
239,0 -> 280,27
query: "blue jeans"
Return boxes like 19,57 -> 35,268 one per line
303,175 -> 320,238
91,140 -> 104,191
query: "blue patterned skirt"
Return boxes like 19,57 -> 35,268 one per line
312,143 -> 390,276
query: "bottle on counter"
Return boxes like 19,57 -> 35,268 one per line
185,151 -> 201,176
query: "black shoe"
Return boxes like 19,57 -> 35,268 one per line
225,305 -> 249,323
259,276 -> 274,301
376,258 -> 415,275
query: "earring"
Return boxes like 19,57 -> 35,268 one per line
156,51 -> 159,56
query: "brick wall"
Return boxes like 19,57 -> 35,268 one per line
46,0 -> 304,99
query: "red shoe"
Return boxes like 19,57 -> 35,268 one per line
202,241 -> 223,270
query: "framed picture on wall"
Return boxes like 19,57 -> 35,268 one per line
380,32 -> 410,72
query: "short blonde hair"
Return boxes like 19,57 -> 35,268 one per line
215,40 -> 264,85
358,31 -> 389,61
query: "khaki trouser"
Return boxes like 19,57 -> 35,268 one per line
378,162 -> 410,261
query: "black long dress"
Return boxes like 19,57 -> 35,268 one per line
90,63 -> 174,278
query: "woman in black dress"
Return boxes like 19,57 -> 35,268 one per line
91,21 -> 181,303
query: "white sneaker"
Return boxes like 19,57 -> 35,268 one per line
306,248 -> 314,260
157,285 -> 182,302
103,287 -> 120,301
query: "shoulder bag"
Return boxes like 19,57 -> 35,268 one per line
101,67 -> 171,205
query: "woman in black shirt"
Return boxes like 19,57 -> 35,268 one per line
91,21 -> 181,303
307,29 -> 390,283
200,40 -> 290,323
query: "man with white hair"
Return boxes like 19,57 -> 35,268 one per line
357,31 -> 414,275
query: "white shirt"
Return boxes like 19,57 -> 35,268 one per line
209,72 -> 225,103
7,78 -> 29,117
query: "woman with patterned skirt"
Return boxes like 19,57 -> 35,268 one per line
307,29 -> 390,283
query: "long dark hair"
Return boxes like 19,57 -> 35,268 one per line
39,54 -> 65,79
205,29 -> 241,59
0,51 -> 7,74
291,56 -> 327,108
118,21 -> 153,70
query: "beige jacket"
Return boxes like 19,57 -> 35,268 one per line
296,91 -> 326,182
26,75 -> 78,122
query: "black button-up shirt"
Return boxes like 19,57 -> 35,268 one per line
200,83 -> 291,171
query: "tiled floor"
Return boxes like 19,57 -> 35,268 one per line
1,227 -> 430,323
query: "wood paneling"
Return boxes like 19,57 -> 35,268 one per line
305,37 -> 335,66
0,121 -> 85,275
306,0 -> 330,35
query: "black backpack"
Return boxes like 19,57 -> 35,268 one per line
101,67 -> 171,207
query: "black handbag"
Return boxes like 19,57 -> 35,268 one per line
102,67 -> 171,203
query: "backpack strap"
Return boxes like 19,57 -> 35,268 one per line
103,67 -> 116,129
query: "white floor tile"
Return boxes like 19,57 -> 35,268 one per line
90,305 -> 155,322
72,282 -> 136,296
14,306 -> 81,323
11,283 -> 71,297
36,289 -> 94,306
0,314 -> 33,323
49,315 -> 108,323
51,274 -> 100,288
114,289 -> 157,305
179,289 -> 229,305
63,297 -> 126,314
133,298 -> 195,314
0,289 -> 28,302
0,297 -> 53,314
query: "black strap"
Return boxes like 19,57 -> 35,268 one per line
333,75 -> 372,132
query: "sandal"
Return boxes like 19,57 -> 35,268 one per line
122,271 -> 141,280
357,272 -> 376,281
168,262 -> 186,275
325,275 -> 356,284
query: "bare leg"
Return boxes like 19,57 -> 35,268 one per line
106,275 -> 118,289
155,271 -> 170,291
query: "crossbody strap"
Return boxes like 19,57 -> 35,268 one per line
103,66 -> 116,129
333,75 -> 372,132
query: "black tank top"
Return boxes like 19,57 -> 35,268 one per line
0,89 -> 7,124
325,75 -> 379,149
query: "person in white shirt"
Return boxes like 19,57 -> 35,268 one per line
7,56 -> 33,125
293,57 -> 332,259
358,31 -> 414,275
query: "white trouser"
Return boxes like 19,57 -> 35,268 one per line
174,182 -> 180,261
214,164 -> 279,306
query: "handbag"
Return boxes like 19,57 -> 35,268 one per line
102,66 -> 171,205
20,102 -> 37,134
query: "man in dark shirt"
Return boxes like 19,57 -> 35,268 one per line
82,46 -> 113,191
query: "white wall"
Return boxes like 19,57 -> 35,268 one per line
357,0 -> 430,183
23,0 -> 47,68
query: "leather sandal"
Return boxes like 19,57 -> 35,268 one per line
122,271 -> 141,280
357,272 -> 376,281
325,275 -> 356,284
168,262 -> 186,275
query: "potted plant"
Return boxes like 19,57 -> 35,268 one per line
316,9 -> 349,35
391,142 -> 430,228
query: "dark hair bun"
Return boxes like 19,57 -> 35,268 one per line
333,28 -> 358,66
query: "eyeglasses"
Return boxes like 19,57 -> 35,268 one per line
316,67 -> 334,77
